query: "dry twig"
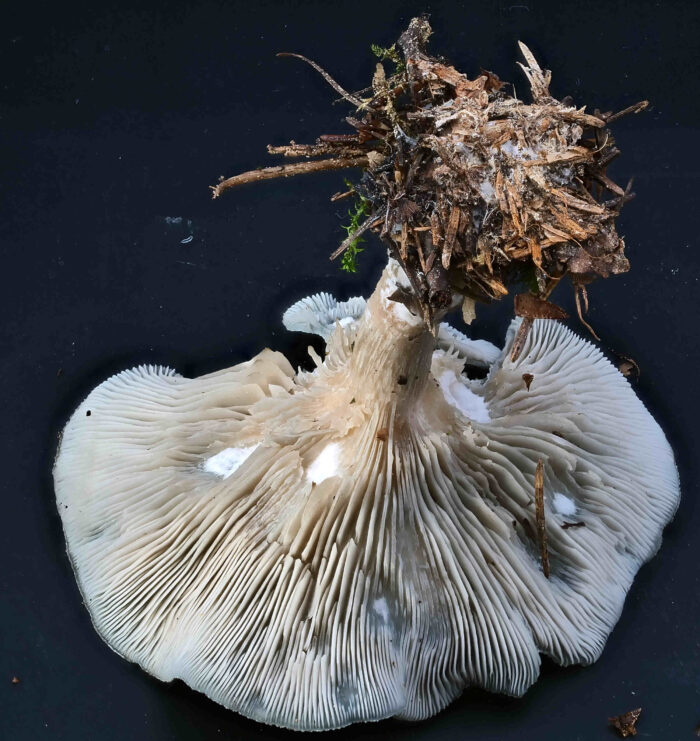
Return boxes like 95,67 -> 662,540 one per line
211,157 -> 369,198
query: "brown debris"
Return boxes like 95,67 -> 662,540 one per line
608,707 -> 642,738
561,521 -> 586,530
510,318 -> 533,363
212,16 -> 641,328
534,459 -> 550,578
522,373 -> 534,390
515,293 -> 569,320
618,355 -> 640,379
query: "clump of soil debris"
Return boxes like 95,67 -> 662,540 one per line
212,16 -> 646,337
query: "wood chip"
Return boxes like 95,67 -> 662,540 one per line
462,296 -> 476,325
550,187 -> 605,214
442,207 -> 461,269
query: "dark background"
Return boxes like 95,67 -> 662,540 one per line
2,0 -> 698,738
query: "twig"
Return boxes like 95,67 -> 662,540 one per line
211,156 -> 369,198
276,53 -> 365,108
604,100 -> 649,125
330,188 -> 355,202
329,213 -> 382,260
267,142 -> 367,158
534,459 -> 550,578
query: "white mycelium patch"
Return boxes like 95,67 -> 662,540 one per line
203,446 -> 258,479
372,597 -> 391,624
552,492 -> 577,516
306,443 -> 341,485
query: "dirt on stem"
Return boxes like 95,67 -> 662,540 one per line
212,16 -> 645,332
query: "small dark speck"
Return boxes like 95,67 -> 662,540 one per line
397,375 -> 408,385
86,410 -> 91,417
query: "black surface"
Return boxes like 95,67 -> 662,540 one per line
2,1 -> 699,738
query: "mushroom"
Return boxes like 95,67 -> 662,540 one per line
54,258 -> 679,730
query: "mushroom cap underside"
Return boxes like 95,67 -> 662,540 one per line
54,319 -> 679,731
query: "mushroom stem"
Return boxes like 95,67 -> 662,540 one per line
344,262 -> 436,411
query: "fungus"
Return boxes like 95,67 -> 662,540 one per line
54,17 -> 679,732
55,259 -> 678,730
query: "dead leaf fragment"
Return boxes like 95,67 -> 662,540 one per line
514,293 -> 569,320
522,373 -> 534,390
608,707 -> 642,738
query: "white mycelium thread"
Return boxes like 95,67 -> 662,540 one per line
553,492 -> 577,516
306,443 -> 341,485
54,265 -> 680,732
203,446 -> 258,479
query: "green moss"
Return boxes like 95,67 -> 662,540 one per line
370,43 -> 405,73
340,180 -> 371,273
